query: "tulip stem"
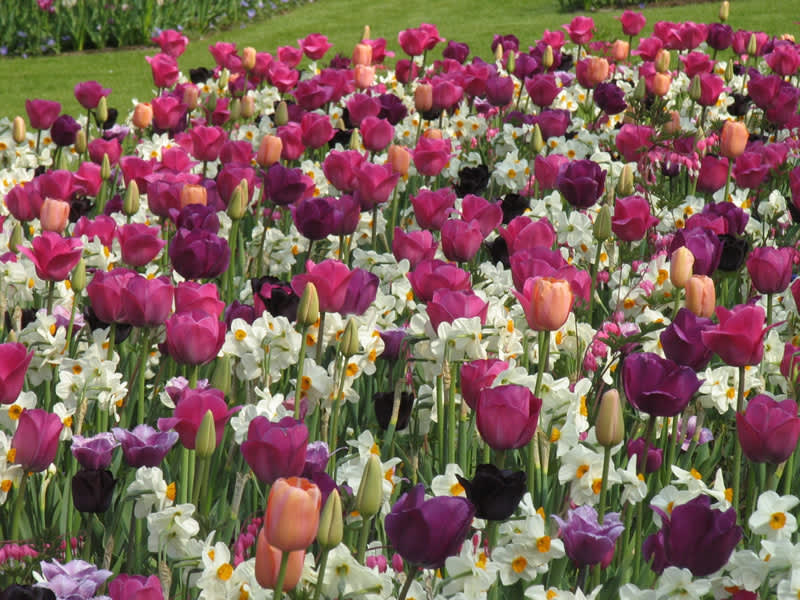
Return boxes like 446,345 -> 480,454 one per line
272,550 -> 290,598
767,294 -> 773,326
733,365 -> 745,519
312,548 -> 330,600
447,356 -> 458,467
397,568 -> 416,600
597,446 -> 612,524
294,330 -> 308,420
46,279 -> 55,313
356,515 -> 372,564
722,158 -> 733,203
136,332 -> 150,425
10,473 -> 28,542
315,311 -> 327,363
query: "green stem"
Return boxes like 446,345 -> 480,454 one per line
179,446 -> 190,505
397,568 -> 416,600
10,473 -> 28,542
446,357 -> 457,466
733,365 -> 745,519
294,328 -> 308,421
315,311 -> 327,363
272,550 -> 290,597
767,294 -> 773,327
189,363 -> 199,389
597,446 -> 612,524
46,279 -> 55,313
136,332 -> 150,425
722,158 -> 733,203
312,549 -> 330,600
356,515 -> 372,564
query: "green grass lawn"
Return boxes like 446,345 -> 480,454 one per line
0,0 -> 798,120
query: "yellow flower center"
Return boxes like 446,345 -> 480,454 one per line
1,480 -> 12,493
770,512 -> 787,530
536,536 -> 551,553
592,478 -> 603,495
166,482 -> 176,501
7,448 -> 16,463
511,556 -> 527,573
576,464 -> 589,479
235,329 -> 247,341
475,552 -> 487,569
549,428 -> 561,443
8,405 -> 22,420
450,482 -> 465,496
546,590 -> 558,600
690,468 -> 703,480
217,563 -> 233,581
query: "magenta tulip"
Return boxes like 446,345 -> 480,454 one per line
0,343 -> 34,405
19,232 -> 83,282
11,409 -> 63,472
158,386 -> 237,450
701,304 -> 769,367
241,417 -> 309,484
737,394 -> 800,465
476,385 -> 542,450
164,311 -> 226,366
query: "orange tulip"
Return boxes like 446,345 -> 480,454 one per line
720,121 -> 748,159
354,65 -> 375,90
180,184 -> 208,209
685,274 -> 715,318
265,476 -> 321,552
352,42 -> 373,66
414,83 -> 433,113
132,103 -> 153,129
40,198 -> 70,233
257,135 -> 283,168
423,128 -> 443,140
387,144 -> 411,176
254,528 -> 305,591
512,277 -> 573,332
670,247 -> 695,289
242,47 -> 257,71
651,73 -> 672,97
183,85 -> 200,111
611,40 -> 630,62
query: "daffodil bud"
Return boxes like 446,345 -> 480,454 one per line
227,179 -> 248,220
594,205 -> 612,242
747,33 -> 758,57
97,96 -> 109,124
219,68 -> 230,90
494,43 -> 504,62
123,180 -> 140,216
531,123 -> 545,154
275,101 -> 289,126
317,489 -> 343,549
596,389 -> 624,447
355,454 -> 383,518
719,0 -> 729,21
211,355 -> 232,397
296,283 -> 319,328
542,45 -> 554,69
689,75 -> 702,102
8,223 -> 23,253
195,410 -> 217,458
71,258 -> 87,293
616,164 -> 634,197
101,154 -> 111,180
724,60 -> 734,83
339,318 -> 360,358
12,116 -> 26,144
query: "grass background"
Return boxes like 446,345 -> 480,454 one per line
0,0 -> 798,120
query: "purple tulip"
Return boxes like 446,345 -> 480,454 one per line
164,310 -> 226,366
385,484 -> 475,568
264,163 -> 313,206
71,433 -> 119,470
593,82 -> 627,115
643,495 -> 741,576
746,246 -> 794,294
669,227 -> 722,276
112,425 -> 179,468
622,352 -> 702,417
407,259 -> 471,303
557,160 -> 606,209
241,416 -> 309,484
659,308 -> 714,371
51,114 -> 81,147
736,394 -> 800,464
169,228 -> 230,280
427,289 -> 488,331
340,268 -> 379,316
627,437 -> 663,473
292,196 -> 335,241
525,74 -> 560,108
441,219 -> 483,263
38,559 -> 112,599
476,385 -> 541,450
552,505 -> 624,568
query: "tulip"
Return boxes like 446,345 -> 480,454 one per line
352,42 -> 373,66
164,311 -> 226,366
108,574 -> 164,600
386,144 -> 411,176
627,437 -> 663,473
669,247 -> 695,289
622,352 -> 702,417
0,343 -> 34,405
618,10 -> 646,36
552,505 -> 623,568
513,276 -> 573,332
120,275 -> 174,328
39,198 -> 70,233
407,259 -> 471,303
595,389 -> 624,447
669,228 -> 722,276
146,53 -> 179,88
684,274 -> 716,318
265,476 -> 322,551
112,424 -> 178,468
659,308 -> 714,371
746,246 -> 794,294
353,162 -> 399,210
373,391 -> 415,431
611,195 -> 659,242
291,259 -> 353,314
11,409 -> 63,472
25,98 -> 61,130
426,290 -> 489,331
701,304 -> 768,367
410,187 -> 456,231
456,464 -> 526,520
169,229 -> 230,280
340,268 -> 379,316
575,57 -> 609,89
71,433 -> 118,471
441,219 -> 483,263
72,469 -> 116,513
158,386 -> 237,450
253,277 -> 299,321
557,159 -> 606,209
460,359 -> 508,411
412,136 -> 451,177
720,120 -> 748,159
476,385 -> 542,450
385,484 -> 474,568
392,229 -> 437,269
254,529 -> 305,590
117,223 -> 166,267
175,281 -> 225,318
737,394 -> 800,465
241,417 -> 308,484
151,28 -> 188,57
19,232 -> 83,282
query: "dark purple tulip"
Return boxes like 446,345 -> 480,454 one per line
169,229 -> 230,280
72,469 -> 116,513
737,394 -> 800,464
622,352 -> 702,417
476,384 -> 541,450
627,437 -> 663,473
329,194 -> 361,236
51,114 -> 81,147
0,585 -> 56,600
533,109 -> 570,139
71,433 -> 119,470
669,228 -> 722,276
443,40 -> 470,63
252,276 -> 299,321
552,505 -> 624,568
173,203 -> 220,233
292,197 -> 335,241
486,76 -> 515,107
385,484 -> 475,568
659,309 -> 714,371
264,163 -> 313,206
706,23 -> 733,51
112,425 -> 179,467
340,268 -> 379,316
746,246 -> 794,294
302,441 -> 330,477
456,464 -> 526,520
224,301 -> 256,327
593,82 -> 627,115
241,416 -> 308,484
643,495 -> 741,576
525,74 -> 560,108
557,160 -> 606,209
377,93 -> 408,125
373,391 -> 415,430
379,329 -> 408,360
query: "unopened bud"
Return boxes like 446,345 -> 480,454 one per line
12,117 -> 26,144
339,318 -> 360,358
414,83 -> 433,113
688,75 -> 702,102
132,103 -> 153,129
56,149 -> 70,171
211,355 -> 232,397
241,96 -> 255,119
670,246 -> 695,289
317,489 -> 343,549
542,45 -> 554,70
71,258 -> 87,293
97,97 -> 109,124
494,43 -> 504,62
724,60 -> 734,82
685,274 -> 715,318
349,128 -> 363,150
229,98 -> 242,121
596,389 -> 624,447
655,49 -> 671,73
362,25 -> 371,41
195,410 -> 217,458
594,205 -> 612,242
355,454 -> 383,518
242,47 -> 257,71
274,101 -> 289,127
101,154 -> 111,180
227,179 -> 248,220
633,77 -> 647,101
506,50 -> 516,75
747,33 -> 758,57
74,129 -> 87,154
616,164 -> 634,196
531,124 -> 544,154
123,180 -> 140,216
296,282 -> 320,328
183,86 -> 200,111
219,69 -> 230,90
8,223 -> 23,253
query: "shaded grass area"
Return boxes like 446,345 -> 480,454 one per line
0,0 -> 798,119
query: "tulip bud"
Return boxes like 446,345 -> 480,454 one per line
542,45 -> 554,70
719,0 -> 729,21
611,40 -> 629,62
296,282 -> 320,328
123,180 -> 140,216
101,154 -> 111,180
183,86 -> 200,111
414,83 -> 433,113
40,198 -> 70,233
317,489 -> 343,549
616,164 -> 634,197
8,223 -> 23,253
355,63 -> 375,91
355,454 -> 383,518
352,42 -> 373,66
633,77 -> 647,101
12,116 -> 26,144
74,129 -> 87,154
133,103 -> 153,129
387,144 -> 411,176
97,97 -> 109,124
596,389 -> 624,447
494,43 -> 504,62
257,135 -> 283,168
229,98 -> 242,121
242,46 -> 257,71
506,51 -> 516,75
747,33 -> 758,56
593,205 -> 612,242
227,179 -> 249,220
204,92 -> 218,115
362,25 -> 371,41
670,246 -> 695,289
71,258 -> 87,293
340,318 -> 360,358
423,128 -> 443,140
663,110 -> 681,135
685,274 -> 715,318
211,355 -> 232,397
689,75 -> 702,102
349,128 -> 363,151
655,49 -> 671,73
651,73 -> 672,97
219,69 -> 230,90
180,184 -> 208,208
241,96 -> 255,119
720,120 -> 748,159
195,410 -> 217,458
274,101 -> 289,126
531,123 -> 545,154
724,60 -> 734,83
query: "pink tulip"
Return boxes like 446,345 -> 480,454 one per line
0,343 -> 34,405
165,311 -> 226,366
19,232 -> 82,282
11,409 -> 62,472
291,259 -> 353,314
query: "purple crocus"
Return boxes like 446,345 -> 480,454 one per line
112,424 -> 179,468
552,505 -> 624,568
622,352 -> 702,417
70,433 -> 119,470
36,559 -> 112,599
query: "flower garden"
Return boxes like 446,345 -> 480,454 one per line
2,4 -> 800,599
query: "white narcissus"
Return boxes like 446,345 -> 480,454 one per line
749,491 -> 800,540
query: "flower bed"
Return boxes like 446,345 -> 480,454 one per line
1,6 -> 800,599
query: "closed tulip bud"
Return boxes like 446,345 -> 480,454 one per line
8,223 -> 23,253
195,410 -> 217,458
670,246 -> 695,288
542,45 -> 554,69
242,46 -> 257,71
719,0 -> 729,21
616,164 -> 634,196
506,51 -> 516,75
255,529 -> 305,591
633,77 -> 647,101
204,92 -> 218,114
275,101 -> 289,126
513,277 -> 574,332
414,83 -> 433,113
71,258 -> 87,293
594,205 -> 612,241
349,128 -> 363,150
387,144 -> 411,176
596,389 -> 624,447
724,60 -> 734,82
685,274 -> 715,318
353,42 -> 373,66
655,49 -> 671,73
257,135 -> 283,167
40,197 -> 70,233
241,96 -> 255,119
781,33 -> 796,43
339,318 -> 360,358
494,43 -> 504,62
296,282 -> 319,328
664,110 -> 682,135
133,103 -> 153,129
362,25 -> 371,41
720,120 -> 748,159
265,477 -> 322,552
229,98 -> 242,121
219,69 -> 230,89
183,85 -> 200,110
12,116 -> 26,144
651,72 -> 672,97
356,454 -> 383,518
123,180 -> 140,216
317,489 -> 343,549
689,75 -> 702,102
97,96 -> 108,124
227,179 -> 248,220
531,123 -> 545,154
747,33 -> 758,56
180,183 -> 208,208
211,355 -> 232,397
611,40 -> 630,62
74,129 -> 87,154
101,153 -> 111,180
